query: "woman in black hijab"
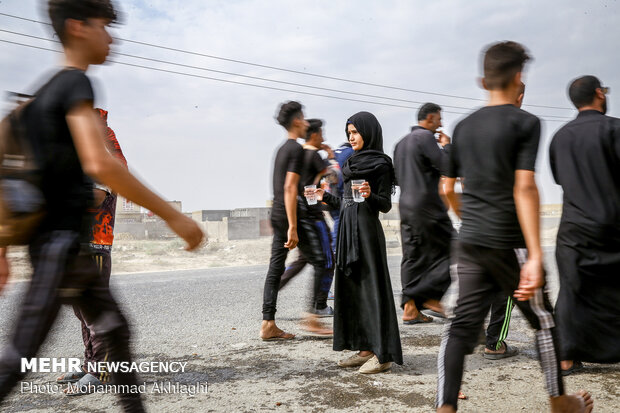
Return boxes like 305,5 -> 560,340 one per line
312,111 -> 403,373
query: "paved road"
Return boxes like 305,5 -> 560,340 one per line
0,251 -> 618,412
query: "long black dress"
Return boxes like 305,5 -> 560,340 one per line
323,111 -> 403,365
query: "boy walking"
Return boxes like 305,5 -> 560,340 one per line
438,41 -> 592,413
0,1 -> 203,411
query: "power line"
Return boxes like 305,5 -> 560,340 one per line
0,11 -> 574,111
0,38 -> 465,113
0,28 -> 480,111
0,38 -> 571,123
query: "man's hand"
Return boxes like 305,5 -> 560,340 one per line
284,226 -> 298,250
306,186 -> 325,201
437,131 -> 451,147
167,214 -> 205,251
0,251 -> 9,294
514,257 -> 544,301
321,143 -> 335,159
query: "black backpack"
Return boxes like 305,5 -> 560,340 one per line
0,93 -> 45,246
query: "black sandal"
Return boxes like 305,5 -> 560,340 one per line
561,361 -> 584,376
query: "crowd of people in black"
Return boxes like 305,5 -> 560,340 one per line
262,42 -> 618,413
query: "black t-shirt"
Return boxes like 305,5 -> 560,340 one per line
299,145 -> 328,220
272,139 -> 304,218
550,110 -> 620,228
394,125 -> 450,219
446,104 -> 541,248
26,68 -> 95,232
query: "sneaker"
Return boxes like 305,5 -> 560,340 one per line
338,353 -> 373,368
312,305 -> 334,317
358,355 -> 392,374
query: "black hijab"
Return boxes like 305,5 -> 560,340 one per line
342,111 -> 395,188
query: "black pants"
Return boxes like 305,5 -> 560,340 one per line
279,219 -> 334,310
73,251 -> 113,381
262,207 -> 327,320
399,215 -> 452,308
0,231 -> 144,413
485,292 -> 514,350
437,242 -> 563,410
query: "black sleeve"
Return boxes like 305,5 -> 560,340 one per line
515,115 -> 541,171
287,144 -> 304,175
61,71 -> 94,114
613,119 -> 620,163
367,171 -> 392,213
311,151 -> 327,182
421,133 -> 450,175
548,135 -> 560,184
445,123 -> 461,178
322,191 -> 341,210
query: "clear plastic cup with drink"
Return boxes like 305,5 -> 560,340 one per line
304,185 -> 318,205
351,179 -> 366,203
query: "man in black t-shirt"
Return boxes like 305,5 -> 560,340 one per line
279,119 -> 336,320
0,2 -> 203,411
261,102 -> 329,340
550,76 -> 620,374
437,42 -> 592,413
394,102 -> 453,324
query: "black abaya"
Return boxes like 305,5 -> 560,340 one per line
323,111 -> 403,365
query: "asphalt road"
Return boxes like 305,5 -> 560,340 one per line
0,250 -> 618,412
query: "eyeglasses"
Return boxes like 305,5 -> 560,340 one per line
600,86 -> 610,95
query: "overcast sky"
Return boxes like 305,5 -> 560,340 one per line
1,0 -> 618,211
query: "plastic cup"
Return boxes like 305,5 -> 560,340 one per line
304,185 -> 317,205
351,179 -> 365,203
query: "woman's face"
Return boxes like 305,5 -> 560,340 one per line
347,124 -> 364,151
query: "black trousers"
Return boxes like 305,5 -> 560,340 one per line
485,292 -> 514,350
399,215 -> 452,308
437,242 -> 563,410
262,206 -> 327,320
278,219 -> 334,310
0,231 -> 144,413
73,251 -> 113,381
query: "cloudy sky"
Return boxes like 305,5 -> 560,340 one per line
1,0 -> 618,211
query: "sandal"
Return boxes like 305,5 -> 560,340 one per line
561,361 -> 584,376
403,312 -> 433,325
261,330 -> 295,341
484,343 -> 519,360
56,371 -> 86,384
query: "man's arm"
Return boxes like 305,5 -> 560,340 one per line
442,177 -> 460,218
513,170 -> 544,301
0,247 -> 8,294
67,102 -> 204,250
283,171 -> 300,250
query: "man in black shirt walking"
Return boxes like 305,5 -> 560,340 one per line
260,102 -> 328,340
393,103 -> 452,324
437,41 -> 592,413
550,75 -> 620,375
0,1 -> 204,411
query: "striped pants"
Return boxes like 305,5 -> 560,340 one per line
436,242 -> 563,410
486,292 -> 514,350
